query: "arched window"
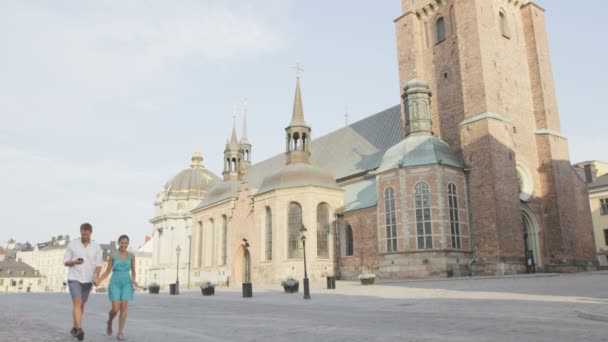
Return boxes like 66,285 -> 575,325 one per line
317,203 -> 330,258
265,207 -> 272,261
436,17 -> 446,43
302,133 -> 308,152
293,132 -> 300,151
448,183 -> 461,249
220,215 -> 227,265
204,219 -> 214,267
344,223 -> 354,257
288,202 -> 303,259
197,221 -> 203,267
415,182 -> 433,249
384,187 -> 398,252
499,10 -> 510,37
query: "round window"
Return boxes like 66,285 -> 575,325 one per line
516,163 -> 534,202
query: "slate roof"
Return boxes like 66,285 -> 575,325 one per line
0,261 -> 43,278
590,174 -> 608,190
376,134 -> 464,173
195,105 -> 404,212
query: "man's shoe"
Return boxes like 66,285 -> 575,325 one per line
70,328 -> 77,337
76,328 -> 85,341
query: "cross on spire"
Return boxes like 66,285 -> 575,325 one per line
291,61 -> 304,79
345,106 -> 349,127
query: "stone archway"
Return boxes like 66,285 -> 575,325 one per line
522,207 -> 541,273
233,245 -> 251,284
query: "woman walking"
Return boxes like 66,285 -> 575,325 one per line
98,235 -> 138,340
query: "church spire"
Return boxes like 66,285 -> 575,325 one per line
289,63 -> 309,128
285,63 -> 311,165
403,75 -> 433,137
239,98 -> 252,173
229,106 -> 239,148
223,107 -> 243,181
240,98 -> 250,144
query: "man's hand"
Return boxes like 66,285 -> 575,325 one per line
66,259 -> 84,267
93,276 -> 100,286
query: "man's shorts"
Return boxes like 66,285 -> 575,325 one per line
68,281 -> 93,302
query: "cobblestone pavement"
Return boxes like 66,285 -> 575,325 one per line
1,272 -> 608,342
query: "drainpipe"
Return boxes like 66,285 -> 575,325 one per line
464,168 -> 476,276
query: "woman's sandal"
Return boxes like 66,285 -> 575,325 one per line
106,320 -> 112,336
116,332 -> 126,341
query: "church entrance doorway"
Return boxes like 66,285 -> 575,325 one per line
522,208 -> 541,273
233,244 -> 252,284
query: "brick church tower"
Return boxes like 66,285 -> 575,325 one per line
394,0 -> 596,273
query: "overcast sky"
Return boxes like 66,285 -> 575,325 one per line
1,0 -> 605,247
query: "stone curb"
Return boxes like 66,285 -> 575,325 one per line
576,310 -> 608,323
374,273 -> 561,285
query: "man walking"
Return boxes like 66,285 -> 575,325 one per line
64,223 -> 103,341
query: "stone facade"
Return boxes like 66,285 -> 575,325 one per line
149,153 -> 220,289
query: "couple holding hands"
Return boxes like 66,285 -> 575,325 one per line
64,223 -> 138,341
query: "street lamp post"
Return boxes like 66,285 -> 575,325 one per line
175,245 -> 181,295
300,225 -> 311,300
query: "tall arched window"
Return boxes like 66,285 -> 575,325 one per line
197,222 -> 203,267
265,207 -> 272,261
344,223 -> 354,257
415,182 -> 433,249
317,203 -> 330,258
204,219 -> 214,267
288,202 -> 303,259
499,10 -> 510,37
436,17 -> 446,43
384,187 -> 398,252
220,215 -> 227,265
448,183 -> 461,249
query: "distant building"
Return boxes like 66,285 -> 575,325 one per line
574,161 -> 608,265
149,152 -> 220,288
97,241 -> 118,289
0,261 -> 45,293
0,247 -> 5,262
17,235 -> 118,292
135,237 -> 153,288
17,235 -> 70,292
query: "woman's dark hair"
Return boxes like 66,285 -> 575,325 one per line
118,234 -> 130,243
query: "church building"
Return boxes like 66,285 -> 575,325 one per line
151,0 -> 597,288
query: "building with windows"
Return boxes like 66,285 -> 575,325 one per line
0,261 -> 45,293
574,161 -> 608,265
16,235 -> 70,292
149,153 -> 221,288
152,0 -> 596,285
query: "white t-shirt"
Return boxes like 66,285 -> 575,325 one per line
63,238 -> 103,283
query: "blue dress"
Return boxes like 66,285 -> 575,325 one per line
108,252 -> 134,302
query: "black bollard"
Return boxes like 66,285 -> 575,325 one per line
242,282 -> 253,298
